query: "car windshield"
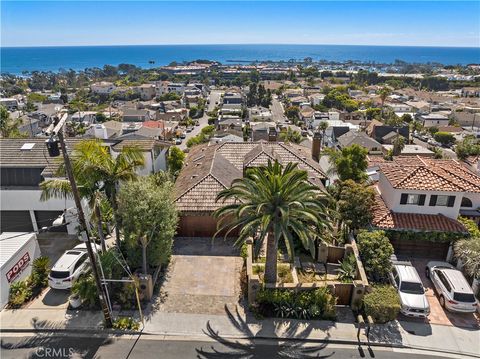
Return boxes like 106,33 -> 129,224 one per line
453,292 -> 476,303
50,270 -> 70,279
400,281 -> 424,294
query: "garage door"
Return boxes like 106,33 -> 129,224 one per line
0,211 -> 34,233
389,238 -> 450,260
35,211 -> 67,232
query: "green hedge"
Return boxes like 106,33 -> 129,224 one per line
255,287 -> 336,320
363,285 -> 400,323
385,230 -> 467,243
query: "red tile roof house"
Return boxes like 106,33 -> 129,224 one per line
173,141 -> 327,237
371,156 -> 480,259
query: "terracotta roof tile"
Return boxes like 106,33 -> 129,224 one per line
174,141 -> 327,213
372,193 -> 467,233
379,156 -> 480,193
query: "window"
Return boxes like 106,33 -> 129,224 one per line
436,271 -> 452,292
73,253 -> 87,272
461,197 -> 473,208
430,195 -> 456,207
400,193 -> 426,206
453,292 -> 476,303
400,281 -> 424,295
436,195 -> 449,206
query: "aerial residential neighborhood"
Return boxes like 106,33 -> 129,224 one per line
1,1 -> 480,358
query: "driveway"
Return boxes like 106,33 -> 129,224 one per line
409,259 -> 479,329
153,237 -> 243,315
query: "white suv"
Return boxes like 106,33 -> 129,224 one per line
426,261 -> 478,313
390,262 -> 430,318
48,243 -> 100,290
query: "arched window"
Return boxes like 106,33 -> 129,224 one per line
461,197 -> 473,208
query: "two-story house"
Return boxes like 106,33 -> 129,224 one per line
0,139 -> 83,234
372,156 -> 480,258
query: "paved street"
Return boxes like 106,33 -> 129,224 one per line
271,96 -> 287,123
0,334 -> 467,359
178,90 -> 222,150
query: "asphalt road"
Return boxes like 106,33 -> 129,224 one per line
271,96 -> 287,124
0,334 -> 463,359
178,90 -> 223,150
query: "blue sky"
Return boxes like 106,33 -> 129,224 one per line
1,1 -> 479,47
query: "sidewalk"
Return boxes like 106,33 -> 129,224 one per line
1,307 -> 479,358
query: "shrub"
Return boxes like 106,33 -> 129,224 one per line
30,256 -> 50,288
112,317 -> 140,331
336,254 -> 357,282
255,287 -> 336,320
9,279 -> 33,307
357,230 -> 393,282
117,282 -> 138,309
72,275 -> 98,309
363,285 -> 400,323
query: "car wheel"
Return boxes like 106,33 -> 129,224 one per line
425,267 -> 430,279
439,296 -> 445,308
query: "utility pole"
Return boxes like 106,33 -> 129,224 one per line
45,114 -> 113,328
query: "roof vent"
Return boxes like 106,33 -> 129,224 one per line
21,143 -> 35,151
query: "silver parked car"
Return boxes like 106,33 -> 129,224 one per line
390,262 -> 430,318
426,261 -> 478,313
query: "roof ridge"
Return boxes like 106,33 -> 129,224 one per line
277,142 -> 326,177
433,162 -> 480,191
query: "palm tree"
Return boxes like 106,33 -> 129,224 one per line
318,121 -> 329,148
40,166 -> 110,251
378,87 -> 391,120
454,237 -> 480,280
42,139 -> 144,248
279,127 -> 302,144
69,140 -> 145,247
214,160 -> 331,285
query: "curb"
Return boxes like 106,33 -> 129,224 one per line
2,328 -> 478,358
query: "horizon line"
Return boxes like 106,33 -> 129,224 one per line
2,43 -> 479,49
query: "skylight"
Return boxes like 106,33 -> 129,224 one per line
20,143 -> 35,150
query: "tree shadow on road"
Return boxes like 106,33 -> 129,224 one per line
196,305 -> 335,358
0,318 -> 117,359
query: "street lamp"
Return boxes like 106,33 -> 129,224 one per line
45,114 -> 113,328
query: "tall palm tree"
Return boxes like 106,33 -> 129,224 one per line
378,87 -> 391,120
42,139 -> 145,247
214,160 -> 331,285
69,140 -> 145,247
40,178 -> 109,251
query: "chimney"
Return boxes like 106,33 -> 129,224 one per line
312,132 -> 321,162
268,127 -> 277,142
94,124 -> 108,139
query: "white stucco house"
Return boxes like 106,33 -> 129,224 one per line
371,156 -> 480,258
90,81 -> 117,95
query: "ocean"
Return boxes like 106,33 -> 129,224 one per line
1,44 -> 479,75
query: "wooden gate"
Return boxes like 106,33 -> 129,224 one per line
334,283 -> 353,305
327,245 -> 345,264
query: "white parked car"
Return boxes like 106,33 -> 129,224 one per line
48,243 -> 100,290
390,262 -> 430,318
426,261 -> 478,313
